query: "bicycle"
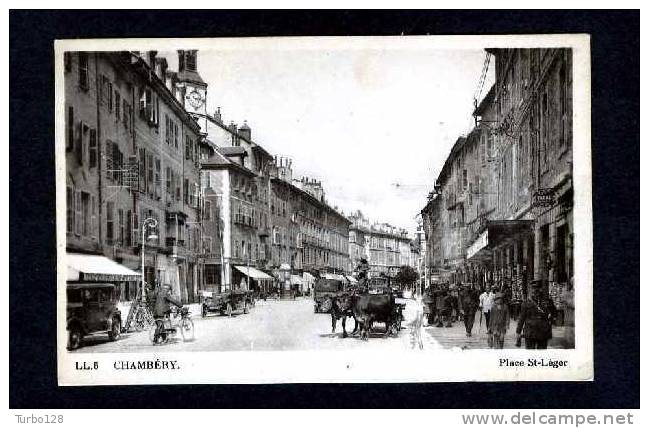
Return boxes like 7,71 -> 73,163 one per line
149,306 -> 195,345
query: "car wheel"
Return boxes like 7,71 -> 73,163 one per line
108,317 -> 121,341
67,325 -> 82,350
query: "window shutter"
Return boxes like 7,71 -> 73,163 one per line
112,143 -> 120,182
105,141 -> 113,179
91,195 -> 97,239
132,211 -> 140,246
66,185 -> 74,233
75,121 -> 83,164
139,88 -> 146,117
89,129 -> 97,168
138,148 -> 146,192
67,106 -> 74,152
74,190 -> 82,235
115,91 -> 121,120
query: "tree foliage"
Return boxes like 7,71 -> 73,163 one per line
395,265 -> 419,287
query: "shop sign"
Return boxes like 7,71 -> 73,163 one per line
467,230 -> 489,259
532,188 -> 555,207
198,253 -> 221,260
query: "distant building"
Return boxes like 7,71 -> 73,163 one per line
347,211 -> 414,278
180,50 -> 350,295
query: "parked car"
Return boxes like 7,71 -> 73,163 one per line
201,288 -> 253,317
66,282 -> 122,350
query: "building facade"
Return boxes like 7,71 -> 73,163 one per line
65,50 -> 205,303
421,48 -> 573,306
180,50 -> 350,294
347,211 -> 414,278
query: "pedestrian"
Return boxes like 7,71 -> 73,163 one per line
422,287 -> 434,326
442,291 -> 455,327
460,284 -> 479,337
488,292 -> 510,348
516,280 -> 557,349
409,295 -> 425,350
479,285 -> 495,331
562,277 -> 575,349
435,286 -> 447,327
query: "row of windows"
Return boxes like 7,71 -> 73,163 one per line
99,74 -> 133,132
66,185 -> 97,238
136,147 -> 200,207
66,106 -> 98,168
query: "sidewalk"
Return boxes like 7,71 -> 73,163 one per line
424,317 -> 567,350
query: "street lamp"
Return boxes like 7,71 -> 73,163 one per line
141,217 -> 158,302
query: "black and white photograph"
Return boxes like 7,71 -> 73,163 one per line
56,35 -> 593,384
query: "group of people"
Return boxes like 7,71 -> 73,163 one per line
421,278 -> 570,350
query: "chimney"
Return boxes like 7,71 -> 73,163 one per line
229,121 -> 237,134
214,107 -> 222,124
238,120 -> 251,140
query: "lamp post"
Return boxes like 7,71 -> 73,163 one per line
141,217 -> 159,302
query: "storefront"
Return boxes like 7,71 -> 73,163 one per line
66,252 -> 141,301
465,220 -> 534,299
532,178 -> 574,325
233,265 -> 273,292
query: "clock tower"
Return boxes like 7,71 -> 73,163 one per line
176,50 -> 208,123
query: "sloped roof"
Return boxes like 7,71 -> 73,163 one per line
201,150 -> 231,168
176,69 -> 206,86
218,146 -> 248,157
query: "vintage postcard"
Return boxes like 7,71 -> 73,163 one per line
56,34 -> 592,384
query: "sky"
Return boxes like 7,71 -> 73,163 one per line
162,43 -> 493,235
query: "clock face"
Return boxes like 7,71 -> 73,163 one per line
187,89 -> 204,110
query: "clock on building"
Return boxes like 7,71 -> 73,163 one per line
187,89 -> 205,110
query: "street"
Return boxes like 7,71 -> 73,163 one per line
75,298 -> 567,353
76,298 -> 424,353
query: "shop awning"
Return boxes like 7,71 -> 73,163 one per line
466,220 -> 533,261
323,273 -> 346,282
303,272 -> 315,283
66,253 -> 140,282
234,265 -> 273,280
290,274 -> 303,285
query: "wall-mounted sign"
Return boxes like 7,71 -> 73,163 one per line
532,188 -> 555,207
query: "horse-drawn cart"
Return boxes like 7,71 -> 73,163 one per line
313,278 -> 345,313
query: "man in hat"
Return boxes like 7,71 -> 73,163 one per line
459,284 -> 480,337
488,292 -> 510,348
516,280 -> 557,349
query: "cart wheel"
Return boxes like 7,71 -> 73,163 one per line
243,301 -> 249,314
180,318 -> 195,342
67,325 -> 82,350
108,317 -> 121,341
226,303 -> 233,317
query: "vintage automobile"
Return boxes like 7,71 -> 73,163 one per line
201,288 -> 253,317
313,278 -> 345,313
66,282 -> 122,350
